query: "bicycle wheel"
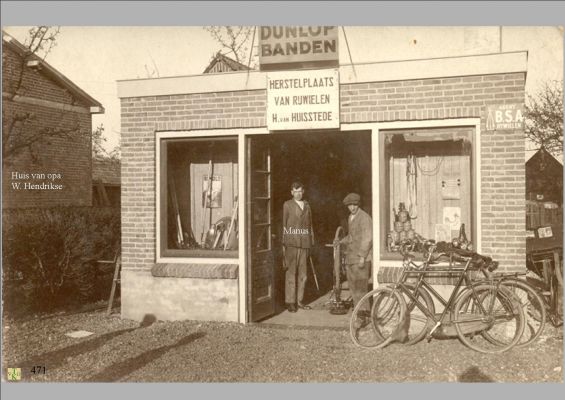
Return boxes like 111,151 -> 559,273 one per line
453,284 -> 525,353
402,284 -> 435,345
349,286 -> 406,349
499,278 -> 546,347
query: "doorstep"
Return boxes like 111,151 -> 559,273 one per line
259,289 -> 351,329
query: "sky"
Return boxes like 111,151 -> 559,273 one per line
3,26 -> 563,156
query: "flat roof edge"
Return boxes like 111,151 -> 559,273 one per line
117,51 -> 527,99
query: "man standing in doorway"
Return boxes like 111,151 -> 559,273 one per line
282,181 -> 314,313
339,193 -> 372,328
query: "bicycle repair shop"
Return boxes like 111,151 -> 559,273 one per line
117,26 -> 528,324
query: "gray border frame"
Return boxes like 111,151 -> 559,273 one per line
1,1 -> 564,399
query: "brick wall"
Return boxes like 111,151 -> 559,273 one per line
340,73 -> 526,271
2,46 -> 78,105
120,71 -> 526,320
2,45 -> 93,208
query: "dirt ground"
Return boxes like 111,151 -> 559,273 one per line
2,309 -> 563,383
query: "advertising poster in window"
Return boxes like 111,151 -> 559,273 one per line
202,175 -> 222,208
443,206 -> 462,231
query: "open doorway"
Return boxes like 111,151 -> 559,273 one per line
248,130 -> 372,326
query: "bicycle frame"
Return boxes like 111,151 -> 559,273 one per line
391,255 -> 503,338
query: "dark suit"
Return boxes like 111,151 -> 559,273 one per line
341,208 -> 372,310
282,199 -> 314,304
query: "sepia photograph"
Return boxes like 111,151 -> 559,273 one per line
1,11 -> 564,387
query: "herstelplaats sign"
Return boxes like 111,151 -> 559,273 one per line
267,69 -> 339,130
259,26 -> 339,70
486,103 -> 525,131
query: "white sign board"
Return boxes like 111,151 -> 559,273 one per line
267,69 -> 339,130
486,103 -> 524,131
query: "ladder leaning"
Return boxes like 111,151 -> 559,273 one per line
98,248 -> 121,316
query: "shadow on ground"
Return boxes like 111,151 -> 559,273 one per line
16,314 -> 157,373
458,366 -> 495,382
85,331 -> 205,382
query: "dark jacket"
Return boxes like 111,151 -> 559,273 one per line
342,208 -> 372,264
282,199 -> 314,248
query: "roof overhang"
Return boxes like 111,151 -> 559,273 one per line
118,51 -> 528,99
3,31 -> 104,111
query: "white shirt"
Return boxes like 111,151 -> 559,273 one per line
294,199 -> 305,210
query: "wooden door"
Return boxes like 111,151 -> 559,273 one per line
246,136 -> 275,321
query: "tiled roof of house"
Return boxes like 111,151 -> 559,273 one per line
92,157 -> 120,185
203,52 -> 251,74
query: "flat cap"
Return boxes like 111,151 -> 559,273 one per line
343,193 -> 360,206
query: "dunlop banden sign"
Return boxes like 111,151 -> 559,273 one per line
259,26 -> 339,70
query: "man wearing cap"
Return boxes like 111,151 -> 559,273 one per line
339,193 -> 373,328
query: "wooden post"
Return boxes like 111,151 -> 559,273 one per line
106,250 -> 121,316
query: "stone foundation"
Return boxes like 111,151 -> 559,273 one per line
121,269 -> 239,322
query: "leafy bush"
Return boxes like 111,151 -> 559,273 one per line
2,207 -> 120,318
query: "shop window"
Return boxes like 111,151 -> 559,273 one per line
380,127 -> 475,260
159,137 -> 238,258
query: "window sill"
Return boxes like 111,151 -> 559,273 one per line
152,263 -> 239,279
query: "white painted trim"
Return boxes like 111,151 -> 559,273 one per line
156,131 -> 162,260
117,51 -> 527,99
3,92 -> 92,114
371,128 -> 380,286
341,118 -> 482,280
474,124 -> 482,254
155,257 -> 240,265
155,129 -> 244,263
157,127 -> 268,138
237,131 -> 246,323
119,71 -> 266,98
339,51 -> 527,86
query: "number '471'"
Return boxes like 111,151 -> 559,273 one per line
30,366 -> 46,374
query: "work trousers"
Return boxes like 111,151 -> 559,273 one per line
284,246 -> 308,304
345,261 -> 371,311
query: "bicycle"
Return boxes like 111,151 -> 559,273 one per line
527,249 -> 563,327
349,240 -> 526,353
475,269 -> 546,347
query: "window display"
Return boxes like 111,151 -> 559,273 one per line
160,137 -> 238,258
380,127 -> 474,260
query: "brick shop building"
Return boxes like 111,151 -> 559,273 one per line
118,38 -> 528,323
2,31 -> 103,208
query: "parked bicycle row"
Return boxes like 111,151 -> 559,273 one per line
349,239 -> 562,354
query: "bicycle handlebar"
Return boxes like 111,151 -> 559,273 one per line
397,239 -> 498,272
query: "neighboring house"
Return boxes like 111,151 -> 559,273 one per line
526,147 -> 563,229
92,157 -> 121,207
526,147 -> 563,205
203,52 -> 251,74
2,31 -> 104,208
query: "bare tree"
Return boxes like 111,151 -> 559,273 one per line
2,26 -> 88,165
525,80 -> 564,157
204,26 -> 256,66
92,123 -> 120,161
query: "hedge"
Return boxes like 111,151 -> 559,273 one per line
2,206 -> 120,318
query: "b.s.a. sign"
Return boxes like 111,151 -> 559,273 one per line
259,26 -> 339,70
486,103 -> 525,131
